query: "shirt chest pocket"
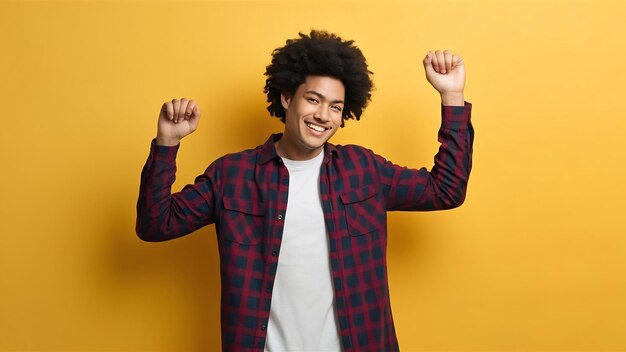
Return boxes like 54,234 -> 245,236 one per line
339,185 -> 383,236
220,197 -> 266,245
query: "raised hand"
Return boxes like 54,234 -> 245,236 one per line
423,50 -> 465,106
156,98 -> 201,146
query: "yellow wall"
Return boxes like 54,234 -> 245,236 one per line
2,1 -> 626,350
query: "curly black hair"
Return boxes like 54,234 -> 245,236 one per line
264,30 -> 374,127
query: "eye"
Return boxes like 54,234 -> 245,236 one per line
306,97 -> 319,104
331,105 -> 343,112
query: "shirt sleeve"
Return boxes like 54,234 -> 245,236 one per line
376,102 -> 474,211
135,139 -> 218,241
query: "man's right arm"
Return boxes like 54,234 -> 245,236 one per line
135,98 -> 217,241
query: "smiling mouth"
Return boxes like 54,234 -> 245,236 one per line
305,122 -> 328,132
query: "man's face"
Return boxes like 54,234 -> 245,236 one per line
279,75 -> 345,160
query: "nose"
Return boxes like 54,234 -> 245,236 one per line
314,106 -> 329,122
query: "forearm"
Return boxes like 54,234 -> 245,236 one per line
136,140 -> 182,241
427,102 -> 473,208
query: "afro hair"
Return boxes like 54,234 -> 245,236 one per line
263,30 -> 374,127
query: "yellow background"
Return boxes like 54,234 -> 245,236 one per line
2,0 -> 626,350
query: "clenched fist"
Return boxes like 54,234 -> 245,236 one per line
156,98 -> 201,146
423,50 -> 465,106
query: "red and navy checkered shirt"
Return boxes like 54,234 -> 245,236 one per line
136,102 -> 473,351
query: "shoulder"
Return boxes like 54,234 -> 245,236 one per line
204,144 -> 264,176
330,143 -> 383,170
332,143 -> 378,159
221,145 -> 262,163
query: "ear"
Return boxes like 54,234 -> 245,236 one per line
280,91 -> 292,110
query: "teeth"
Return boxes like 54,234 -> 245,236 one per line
306,122 -> 325,132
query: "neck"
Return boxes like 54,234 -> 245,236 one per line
275,136 -> 324,161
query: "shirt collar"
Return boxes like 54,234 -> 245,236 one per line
258,133 -> 339,165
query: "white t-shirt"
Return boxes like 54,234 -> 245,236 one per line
264,150 -> 341,352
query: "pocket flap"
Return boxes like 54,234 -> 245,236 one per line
222,197 -> 266,216
339,185 -> 377,205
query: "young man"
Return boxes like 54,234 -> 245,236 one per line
137,30 -> 473,352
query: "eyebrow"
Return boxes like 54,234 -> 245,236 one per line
305,91 -> 344,104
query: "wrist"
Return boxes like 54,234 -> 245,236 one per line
156,136 -> 180,146
440,92 -> 465,106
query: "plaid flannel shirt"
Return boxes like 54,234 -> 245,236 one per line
136,102 -> 473,351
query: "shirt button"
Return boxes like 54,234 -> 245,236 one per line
277,214 -> 283,220
271,250 -> 278,256
266,285 -> 272,293
261,324 -> 267,330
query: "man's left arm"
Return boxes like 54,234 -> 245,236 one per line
378,50 -> 474,211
